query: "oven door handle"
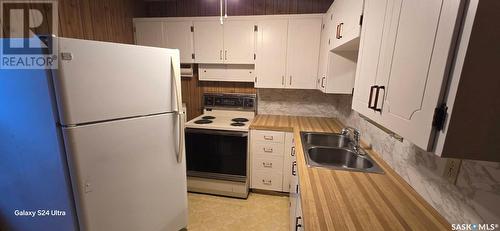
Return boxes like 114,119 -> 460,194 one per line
185,128 -> 248,137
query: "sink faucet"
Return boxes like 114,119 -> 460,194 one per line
341,127 -> 363,155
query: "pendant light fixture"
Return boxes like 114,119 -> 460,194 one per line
220,0 -> 224,24
225,0 -> 228,18
219,0 -> 228,24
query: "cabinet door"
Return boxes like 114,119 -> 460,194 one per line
317,14 -> 332,92
255,19 -> 288,88
326,4 -> 336,51
325,51 -> 357,94
351,0 -> 392,121
295,196 -> 303,231
282,132 -> 294,193
193,20 -> 224,64
289,155 -> 299,231
164,21 -> 194,63
332,0 -> 364,50
134,21 -> 164,47
223,20 -> 256,64
380,0 -> 464,149
286,17 -> 322,89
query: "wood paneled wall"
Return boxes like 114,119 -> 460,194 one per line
141,0 -> 333,120
1,0 -> 142,42
58,0 -> 142,43
181,75 -> 256,120
137,0 -> 333,17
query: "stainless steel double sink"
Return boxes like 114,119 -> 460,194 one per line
300,132 -> 384,174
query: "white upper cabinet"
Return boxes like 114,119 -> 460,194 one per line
352,0 -> 391,120
223,20 -> 256,64
317,13 -> 332,92
193,20 -> 224,64
134,21 -> 164,47
380,0 -> 464,149
193,19 -> 255,64
323,52 -> 357,94
164,21 -> 194,63
318,5 -> 358,94
255,16 -> 322,89
331,0 -> 364,50
286,17 -> 322,89
133,19 -> 195,63
255,19 -> 288,88
353,0 -> 465,150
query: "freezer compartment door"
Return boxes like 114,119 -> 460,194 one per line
62,113 -> 187,231
55,37 -> 178,125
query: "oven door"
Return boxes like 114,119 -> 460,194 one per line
185,128 -> 248,182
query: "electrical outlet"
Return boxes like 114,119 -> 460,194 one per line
443,158 -> 462,184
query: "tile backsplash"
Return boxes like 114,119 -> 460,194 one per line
257,89 -> 500,224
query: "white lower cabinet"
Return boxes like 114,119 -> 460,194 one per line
251,130 -> 303,230
289,140 -> 303,231
252,170 -> 283,191
250,130 -> 294,193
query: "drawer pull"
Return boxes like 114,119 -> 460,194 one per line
263,148 -> 273,152
262,162 -> 273,168
263,147 -> 273,153
263,135 -> 274,140
262,179 -> 272,185
295,216 -> 302,231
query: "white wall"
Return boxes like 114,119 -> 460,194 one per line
257,88 -> 500,224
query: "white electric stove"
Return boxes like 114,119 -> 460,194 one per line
184,93 -> 256,198
185,109 -> 255,132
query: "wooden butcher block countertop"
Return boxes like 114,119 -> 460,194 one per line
250,115 -> 450,231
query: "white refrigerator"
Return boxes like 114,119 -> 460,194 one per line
53,38 -> 187,231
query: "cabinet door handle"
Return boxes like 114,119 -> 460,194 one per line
321,76 -> 326,88
225,50 -> 227,60
295,217 -> 302,231
368,85 -> 377,109
336,24 -> 340,39
262,179 -> 272,185
263,147 -> 273,153
373,86 -> 385,112
262,162 -> 273,168
291,146 -> 296,156
289,76 -> 292,85
263,135 -> 274,140
219,50 -> 222,60
292,161 -> 297,176
338,22 -> 344,39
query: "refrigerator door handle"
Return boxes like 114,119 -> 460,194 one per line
171,53 -> 185,164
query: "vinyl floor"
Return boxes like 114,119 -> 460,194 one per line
187,192 -> 289,231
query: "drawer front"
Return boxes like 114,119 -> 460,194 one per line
252,141 -> 285,156
251,170 -> 283,191
251,130 -> 285,143
252,155 -> 284,173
